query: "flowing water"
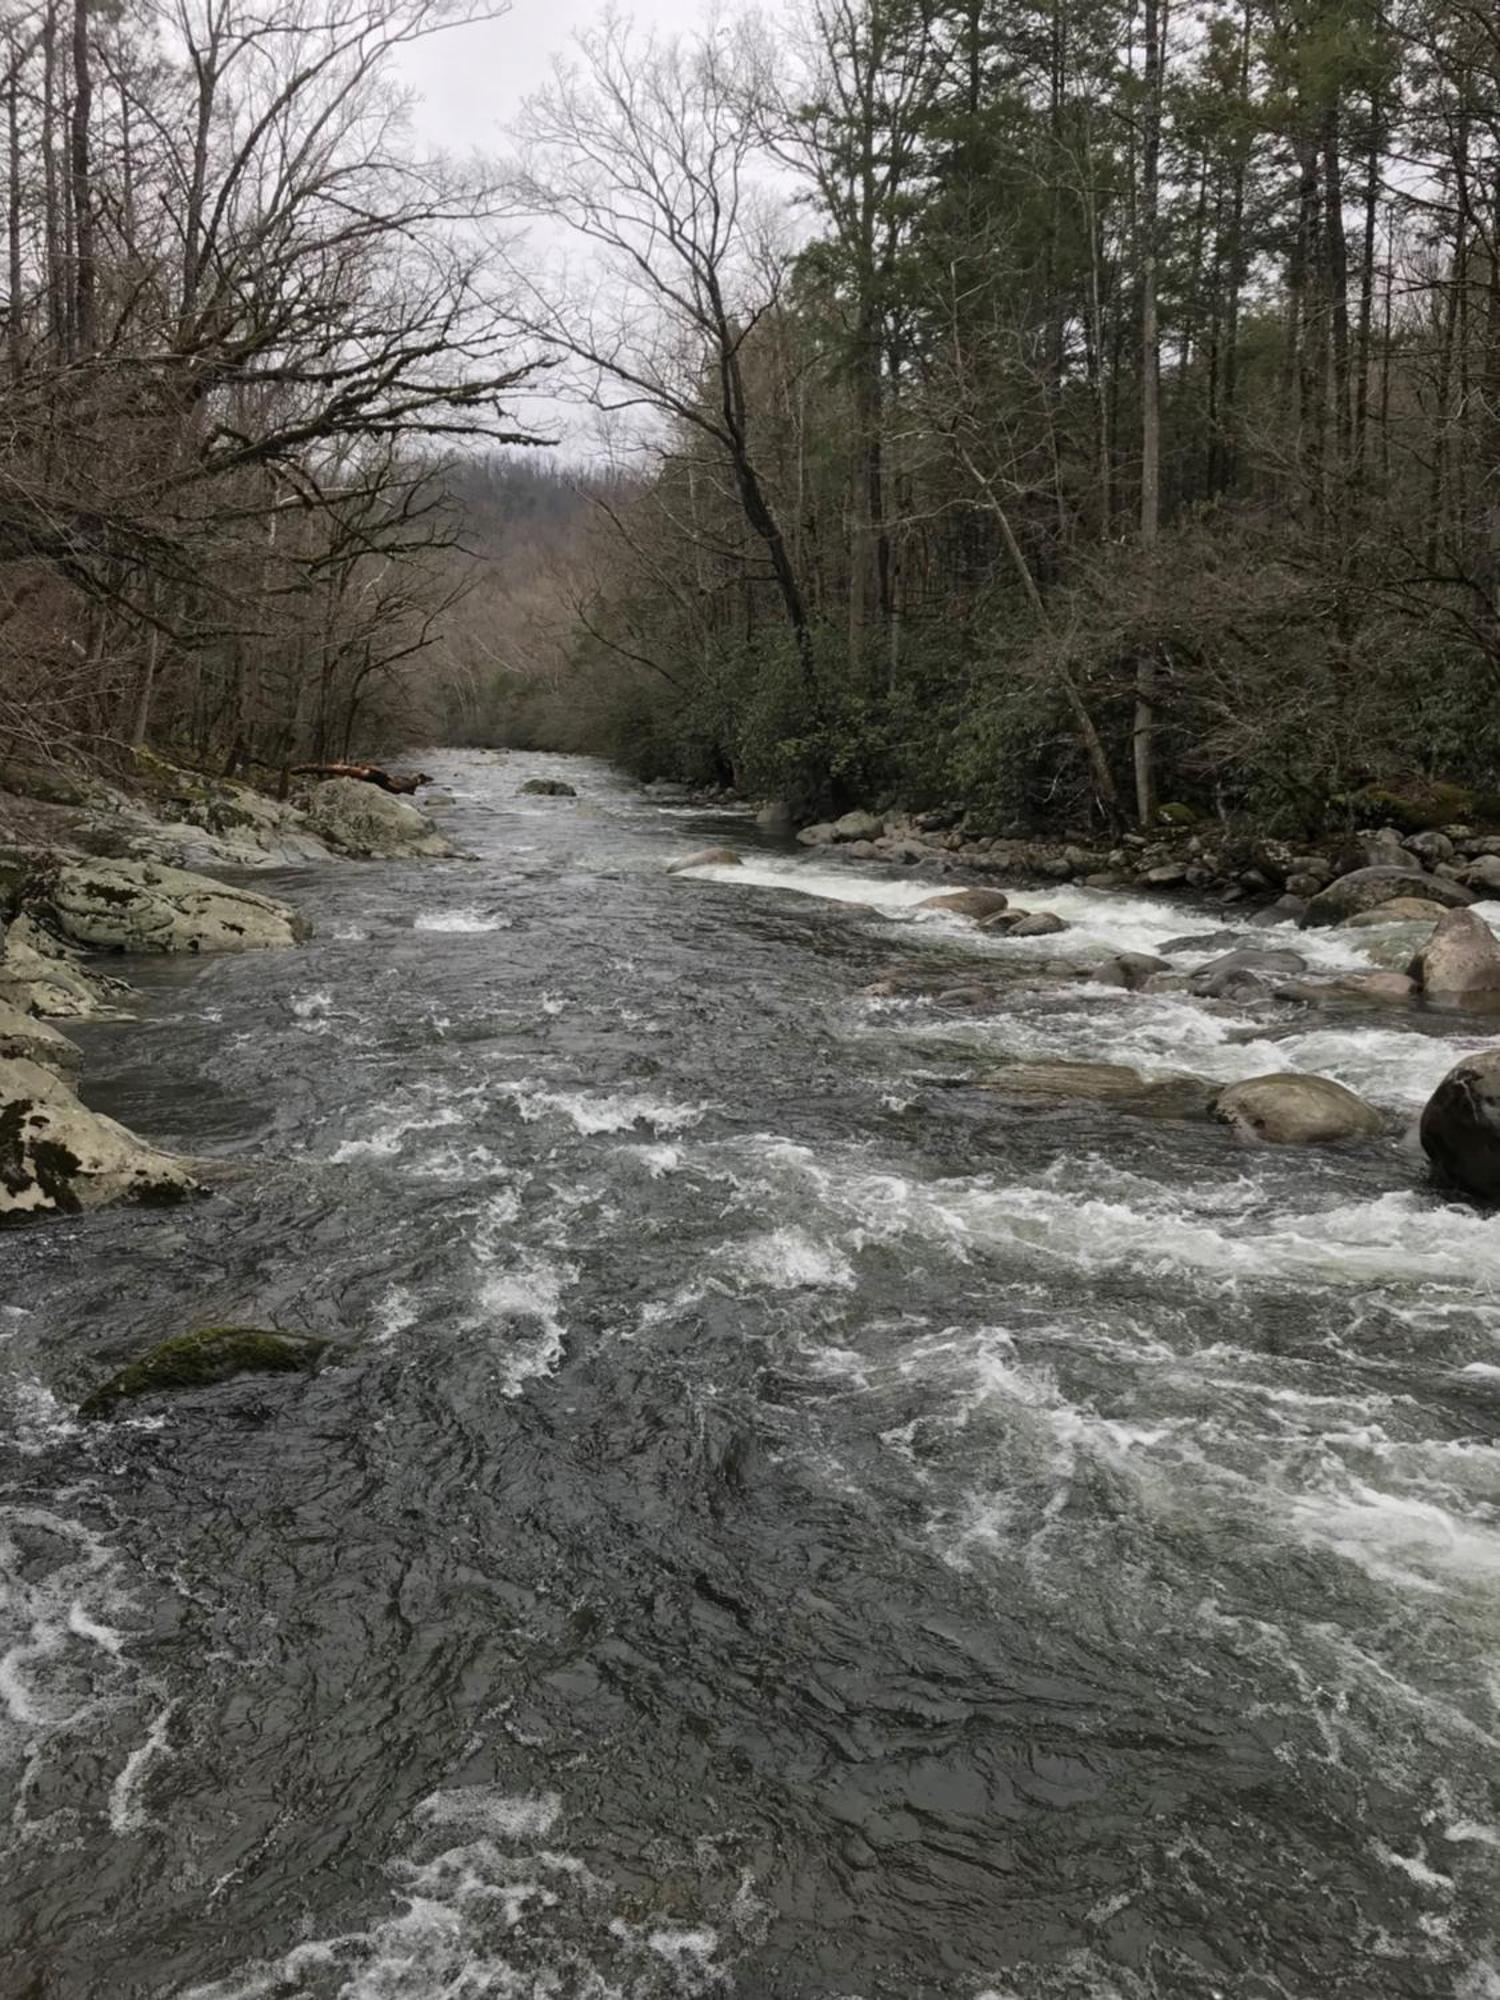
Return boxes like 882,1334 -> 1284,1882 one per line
3,752 -> 1499,2000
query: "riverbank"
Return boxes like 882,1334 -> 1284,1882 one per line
0,755 -> 455,1219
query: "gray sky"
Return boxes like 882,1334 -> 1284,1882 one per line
399,0 -> 705,153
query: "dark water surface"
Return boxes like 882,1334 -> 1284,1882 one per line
2,753 -> 1498,1999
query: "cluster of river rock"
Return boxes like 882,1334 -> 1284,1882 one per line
673,807 -> 1500,1206
0,763 -> 453,1222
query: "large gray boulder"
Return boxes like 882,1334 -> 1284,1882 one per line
0,913 -> 135,1017
1212,1072 -> 1385,1144
0,1056 -> 194,1219
0,1002 -> 81,1074
832,810 -> 885,843
1188,946 -> 1307,1001
1409,907 -> 1500,1005
304,777 -> 453,859
38,858 -> 309,953
918,888 -> 1010,919
1420,1050 -> 1500,1202
1303,866 -> 1475,926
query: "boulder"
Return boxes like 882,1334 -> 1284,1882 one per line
1409,907 -> 1500,1005
755,801 -> 794,837
38,858 -> 309,953
1212,1072 -> 1385,1145
0,1056 -> 195,1219
1339,897 -> 1452,928
796,821 -> 837,847
832,810 -> 884,843
1141,862 -> 1188,888
1008,910 -> 1068,937
1405,830 -> 1456,867
1339,971 -> 1416,1004
0,914 -> 134,1017
1303,867 -> 1475,926
666,848 -> 742,874
1091,953 -> 1171,991
917,888 -> 1010,919
1188,947 -> 1307,1001
304,778 -> 454,858
1419,1050 -> 1500,1202
1464,854 -> 1500,896
79,1326 -> 330,1418
0,1002 -> 81,1074
979,1061 -> 1213,1119
517,777 -> 576,798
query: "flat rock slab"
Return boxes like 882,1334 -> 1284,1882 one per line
0,1055 -> 195,1219
40,858 -> 309,953
979,1061 -> 1214,1120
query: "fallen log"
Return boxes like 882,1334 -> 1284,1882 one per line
290,761 -> 430,796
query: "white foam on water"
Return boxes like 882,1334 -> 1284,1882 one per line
718,1228 -> 856,1292
291,988 -> 334,1023
726,1136 -> 1500,1295
472,1252 -> 576,1396
413,909 -> 511,933
1286,1482 -> 1500,1595
109,1700 -> 174,1833
415,1786 -> 561,1838
499,1083 -> 709,1137
888,985 -> 1488,1112
328,1101 -> 465,1163
684,854 -> 1377,969
1376,1842 -> 1455,1891
183,1777 -> 741,2000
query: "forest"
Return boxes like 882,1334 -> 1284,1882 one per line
3,0 -> 1499,835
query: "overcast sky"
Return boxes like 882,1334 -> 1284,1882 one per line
399,0 -> 705,154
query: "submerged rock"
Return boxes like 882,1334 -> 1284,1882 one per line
666,848 -> 742,874
305,778 -> 454,858
38,858 -> 309,953
1339,971 -> 1417,1004
917,888 -> 1009,919
1212,1072 -> 1385,1145
979,1060 -> 1213,1119
1410,908 -> 1500,1006
1188,946 -> 1307,1001
1303,866 -> 1474,926
1419,1050 -> 1500,1203
1090,952 -> 1170,991
0,1056 -> 194,1219
517,777 -> 577,798
79,1325 -> 330,1417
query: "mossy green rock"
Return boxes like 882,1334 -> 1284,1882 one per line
80,1325 -> 329,1417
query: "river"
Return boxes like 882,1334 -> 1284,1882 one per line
3,751 -> 1498,1999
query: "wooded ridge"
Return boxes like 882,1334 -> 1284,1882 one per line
3,0 -> 1498,841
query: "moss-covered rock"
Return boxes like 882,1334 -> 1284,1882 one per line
79,1325 -> 330,1417
1344,780 -> 1500,834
